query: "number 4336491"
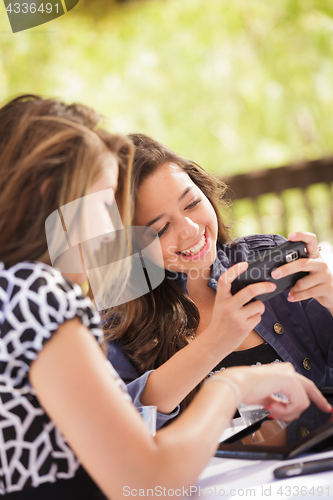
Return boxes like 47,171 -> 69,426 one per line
6,3 -> 59,14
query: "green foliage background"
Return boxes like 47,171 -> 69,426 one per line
1,0 -> 333,240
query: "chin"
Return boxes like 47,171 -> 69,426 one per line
62,272 -> 88,285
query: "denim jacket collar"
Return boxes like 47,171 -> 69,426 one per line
171,244 -> 230,295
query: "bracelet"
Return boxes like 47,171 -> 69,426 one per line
204,375 -> 242,407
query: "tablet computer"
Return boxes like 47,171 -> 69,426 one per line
216,399 -> 333,460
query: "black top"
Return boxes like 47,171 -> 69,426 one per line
212,343 -> 283,418
2,468 -> 107,499
213,342 -> 283,372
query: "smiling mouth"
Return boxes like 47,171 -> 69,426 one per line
178,232 -> 207,257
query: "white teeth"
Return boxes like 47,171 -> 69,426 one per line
180,234 -> 206,256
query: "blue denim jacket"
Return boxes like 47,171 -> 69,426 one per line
108,234 -> 333,429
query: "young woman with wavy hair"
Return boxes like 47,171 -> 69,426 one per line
1,95 -> 327,499
105,133 -> 333,429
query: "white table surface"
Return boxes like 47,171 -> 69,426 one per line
189,449 -> 333,499
180,415 -> 333,499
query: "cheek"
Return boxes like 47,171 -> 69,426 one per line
161,242 -> 171,263
160,240 -> 178,268
86,204 -> 111,239
161,236 -> 178,261
204,204 -> 218,232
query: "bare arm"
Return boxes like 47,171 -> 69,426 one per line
29,318 -> 331,500
29,318 -> 238,498
140,262 -> 276,413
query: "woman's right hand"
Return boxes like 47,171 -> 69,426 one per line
217,362 -> 332,422
206,262 -> 276,353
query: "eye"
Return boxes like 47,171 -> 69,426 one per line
158,223 -> 170,237
185,198 -> 201,210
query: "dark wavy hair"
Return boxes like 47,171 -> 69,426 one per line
104,134 -> 232,414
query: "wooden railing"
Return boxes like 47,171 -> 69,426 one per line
222,157 -> 333,240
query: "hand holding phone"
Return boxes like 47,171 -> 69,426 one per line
231,240 -> 309,302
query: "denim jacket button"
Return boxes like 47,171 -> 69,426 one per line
273,323 -> 284,334
298,426 -> 310,438
303,358 -> 311,370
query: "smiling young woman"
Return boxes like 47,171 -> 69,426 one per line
2,96 -> 328,500
105,133 -> 333,428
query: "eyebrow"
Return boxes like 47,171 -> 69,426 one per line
146,187 -> 193,227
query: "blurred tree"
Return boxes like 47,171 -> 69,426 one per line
0,0 -> 333,179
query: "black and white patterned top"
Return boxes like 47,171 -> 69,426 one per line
0,261 -> 127,496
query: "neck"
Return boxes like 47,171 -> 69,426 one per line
186,266 -> 211,299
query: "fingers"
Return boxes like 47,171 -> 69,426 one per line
233,281 -> 276,307
243,312 -> 265,332
265,400 -> 305,422
288,283 -> 330,302
217,261 -> 277,305
270,255 -> 333,305
271,256 -> 326,280
260,387 -> 308,423
288,231 -> 318,257
264,372 -> 332,421
288,264 -> 330,301
296,374 -> 333,414
216,262 -> 248,300
217,262 -> 276,320
231,362 -> 332,422
242,299 -> 265,317
290,267 -> 329,291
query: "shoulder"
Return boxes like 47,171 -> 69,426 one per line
2,260 -> 79,307
1,260 -> 72,291
1,260 -> 101,337
0,262 -> 103,382
223,234 -> 287,264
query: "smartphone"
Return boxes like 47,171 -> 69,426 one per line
231,240 -> 309,302
274,457 -> 333,479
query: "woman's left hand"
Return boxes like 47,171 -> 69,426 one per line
271,231 -> 333,314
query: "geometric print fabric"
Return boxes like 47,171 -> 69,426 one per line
0,261 -> 104,494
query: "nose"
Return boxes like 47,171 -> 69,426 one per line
179,217 -> 200,240
103,223 -> 116,242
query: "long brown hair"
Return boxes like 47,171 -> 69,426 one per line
104,134 -> 231,413
0,95 -> 133,288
